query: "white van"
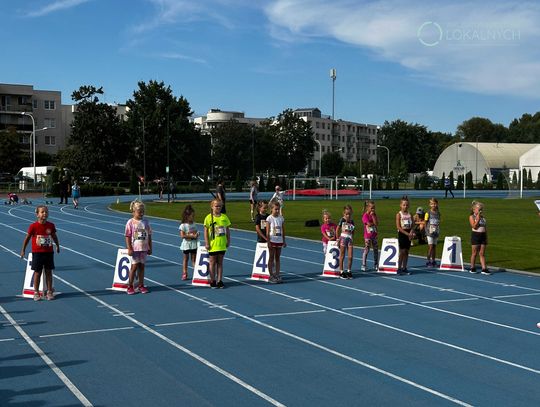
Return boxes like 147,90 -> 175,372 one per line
16,166 -> 54,182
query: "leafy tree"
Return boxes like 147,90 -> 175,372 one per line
211,120 -> 254,180
466,171 -> 474,189
507,112 -> 540,143
321,151 -> 344,176
260,109 -> 315,174
64,85 -> 127,179
456,117 -> 508,143
125,80 -> 209,181
0,127 -> 25,174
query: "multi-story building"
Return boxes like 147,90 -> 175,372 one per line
193,108 -> 264,131
194,107 -> 380,176
0,83 -> 66,155
293,108 -> 379,174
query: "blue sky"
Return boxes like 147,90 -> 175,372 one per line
2,0 -> 540,133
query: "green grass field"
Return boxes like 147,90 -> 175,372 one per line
111,196 -> 540,272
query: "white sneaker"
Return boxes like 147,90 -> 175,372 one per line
361,265 -> 367,272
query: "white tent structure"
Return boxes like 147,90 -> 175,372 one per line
519,144 -> 540,197
433,142 -> 538,183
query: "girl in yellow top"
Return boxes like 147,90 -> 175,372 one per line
204,199 -> 231,288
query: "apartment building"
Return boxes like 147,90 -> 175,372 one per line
193,108 -> 264,131
293,108 -> 379,174
194,107 -> 380,176
0,83 -> 66,155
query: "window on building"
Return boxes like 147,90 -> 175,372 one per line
45,135 -> 56,145
322,122 -> 325,129
18,96 -> 30,106
1,95 -> 11,110
316,121 -> 320,128
33,99 -> 38,109
19,134 -> 30,144
44,118 -> 56,128
44,100 -> 56,110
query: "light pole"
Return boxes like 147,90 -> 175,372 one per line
330,68 -> 337,121
251,125 -> 255,178
377,145 -> 390,177
21,112 -> 36,185
314,139 -> 322,178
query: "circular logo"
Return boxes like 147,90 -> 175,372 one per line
417,21 -> 443,47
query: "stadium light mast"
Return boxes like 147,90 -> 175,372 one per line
330,68 -> 337,121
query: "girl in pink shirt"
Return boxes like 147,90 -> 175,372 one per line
320,209 -> 337,253
361,200 -> 379,271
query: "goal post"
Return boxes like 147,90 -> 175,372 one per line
292,177 -> 334,201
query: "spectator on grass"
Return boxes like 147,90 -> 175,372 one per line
271,185 -> 284,215
249,179 -> 258,221
216,179 -> 227,213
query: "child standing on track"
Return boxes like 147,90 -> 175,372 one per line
469,201 -> 490,275
20,205 -> 60,301
337,204 -> 355,279
266,200 -> 286,283
204,199 -> 231,288
424,198 -> 441,267
125,200 -> 152,294
396,196 -> 413,275
179,204 -> 199,281
361,200 -> 379,272
255,200 -> 269,243
71,180 -> 81,209
320,209 -> 337,254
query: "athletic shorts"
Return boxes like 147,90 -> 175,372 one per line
471,232 -> 487,246
339,236 -> 353,248
427,235 -> 439,245
269,242 -> 283,248
131,251 -> 148,264
183,249 -> 197,255
398,231 -> 412,250
208,250 -> 226,256
31,252 -> 55,272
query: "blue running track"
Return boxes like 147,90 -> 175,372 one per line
1,196 -> 540,406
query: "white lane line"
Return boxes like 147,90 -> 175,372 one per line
421,298 -> 480,305
342,303 -> 406,310
54,275 -> 286,407
0,305 -> 93,407
145,278 -> 472,406
0,338 -> 15,342
225,273 -> 540,376
1,241 -> 285,406
40,326 -> 134,338
493,292 -> 540,299
383,276 -> 540,312
254,310 -> 326,318
155,317 -> 236,327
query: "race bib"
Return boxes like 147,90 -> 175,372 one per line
367,225 -> 377,233
428,224 -> 439,235
260,220 -> 267,230
135,229 -> 147,241
273,226 -> 282,236
402,219 -> 412,228
216,226 -> 226,236
36,235 -> 52,247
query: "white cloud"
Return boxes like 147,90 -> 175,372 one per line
25,0 -> 92,18
154,52 -> 207,64
264,0 -> 540,98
